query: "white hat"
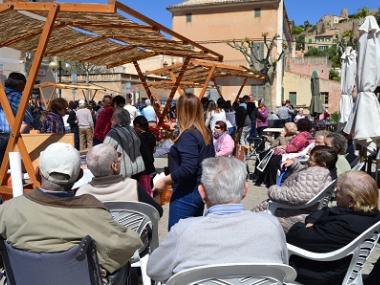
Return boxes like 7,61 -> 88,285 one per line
39,143 -> 81,185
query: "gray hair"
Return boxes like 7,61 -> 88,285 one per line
315,130 -> 330,138
112,108 -> 131,126
86,144 -> 118,177
326,132 -> 348,155
201,157 -> 247,205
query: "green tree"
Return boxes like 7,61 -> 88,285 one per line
329,69 -> 340,81
292,26 -> 304,35
295,34 -> 305,50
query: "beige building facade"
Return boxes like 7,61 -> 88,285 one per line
168,0 -> 293,106
283,71 -> 340,114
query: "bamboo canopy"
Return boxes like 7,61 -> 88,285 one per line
146,59 -> 266,88
34,82 -> 121,107
0,0 -> 222,197
145,59 -> 267,121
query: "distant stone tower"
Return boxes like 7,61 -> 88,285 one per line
341,8 -> 349,18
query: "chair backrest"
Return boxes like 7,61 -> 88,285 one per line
104,202 -> 160,251
287,220 -> 380,285
0,236 -> 103,285
268,179 -> 336,214
165,263 -> 297,285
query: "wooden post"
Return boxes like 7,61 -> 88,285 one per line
159,57 -> 191,124
169,71 -> 185,96
0,4 -> 58,188
133,61 -> 161,117
199,65 -> 216,98
234,77 -> 248,103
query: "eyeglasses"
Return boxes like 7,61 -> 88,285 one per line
214,126 -> 221,129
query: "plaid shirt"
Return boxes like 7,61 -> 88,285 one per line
40,112 -> 65,134
0,87 -> 33,133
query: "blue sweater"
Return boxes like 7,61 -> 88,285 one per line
169,129 -> 215,194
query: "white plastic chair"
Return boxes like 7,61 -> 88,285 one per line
352,161 -> 365,171
268,180 -> 337,215
104,202 -> 160,285
165,263 -> 297,285
287,220 -> 380,285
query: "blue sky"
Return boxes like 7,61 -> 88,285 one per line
61,0 -> 379,27
122,0 -> 379,27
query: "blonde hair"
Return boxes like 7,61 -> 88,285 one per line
176,93 -> 210,144
337,171 -> 379,213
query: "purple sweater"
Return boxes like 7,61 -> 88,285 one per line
256,107 -> 269,128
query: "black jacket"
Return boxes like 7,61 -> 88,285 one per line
287,207 -> 380,285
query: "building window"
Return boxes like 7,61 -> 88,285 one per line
321,92 -> 329,105
254,8 -> 261,17
289,92 -> 297,106
186,13 -> 192,23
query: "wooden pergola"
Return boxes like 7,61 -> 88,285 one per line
145,59 -> 266,122
0,0 -> 222,197
34,82 -> 121,107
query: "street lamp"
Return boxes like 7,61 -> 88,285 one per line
49,59 -> 70,97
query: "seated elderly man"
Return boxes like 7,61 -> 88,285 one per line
147,157 -> 288,282
0,143 -> 142,284
76,143 -> 162,216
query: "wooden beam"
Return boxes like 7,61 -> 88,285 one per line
133,61 -> 161,117
81,45 -> 136,62
234,77 -> 248,103
45,36 -> 105,56
73,22 -> 154,30
13,2 -> 116,13
169,71 -> 185,96
0,4 -> 58,188
106,52 -> 155,68
46,87 -> 56,109
159,57 -> 191,124
115,1 -> 223,61
91,90 -> 98,101
199,66 -> 216,98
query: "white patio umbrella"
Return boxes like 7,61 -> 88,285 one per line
339,47 -> 356,124
344,16 -> 380,141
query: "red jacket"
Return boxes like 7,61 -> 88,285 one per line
94,106 -> 113,142
285,131 -> 311,153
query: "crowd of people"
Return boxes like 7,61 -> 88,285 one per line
0,71 -> 379,284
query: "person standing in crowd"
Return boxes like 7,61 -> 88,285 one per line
133,115 -> 156,197
247,95 -> 257,138
256,98 -> 269,137
67,101 -> 79,150
154,93 -> 215,229
213,121 -> 235,157
141,99 -> 157,127
205,100 -> 227,131
76,100 -> 94,150
104,108 -> 145,178
112,95 -> 126,109
40,98 -> 68,135
276,101 -> 291,127
235,96 -> 251,147
0,72 -> 33,162
30,92 -> 45,130
147,157 -> 288,282
76,143 -> 162,217
287,171 -> 380,285
93,95 -> 113,145
224,100 -> 236,136
124,93 -> 139,126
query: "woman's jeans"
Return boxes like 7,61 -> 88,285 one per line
168,189 -> 204,230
